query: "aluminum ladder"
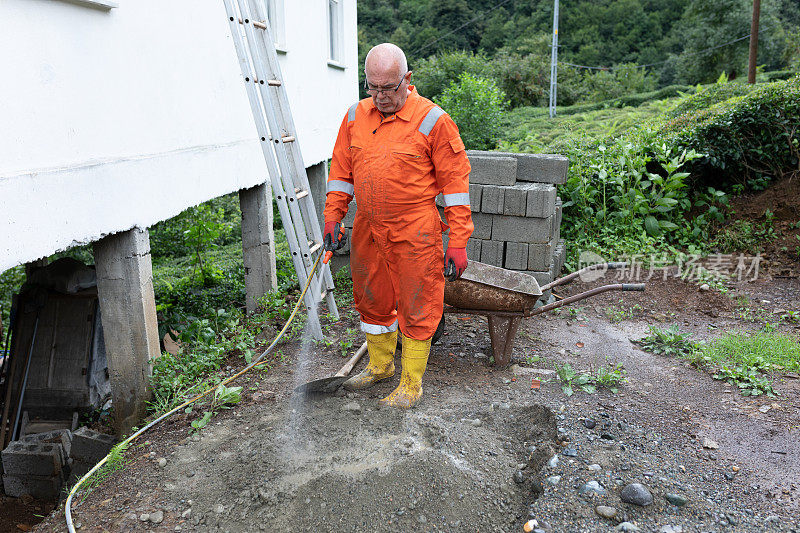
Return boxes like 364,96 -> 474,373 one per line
222,0 -> 338,339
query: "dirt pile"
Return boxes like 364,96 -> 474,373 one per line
163,396 -> 557,532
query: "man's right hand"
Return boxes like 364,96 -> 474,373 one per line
323,220 -> 346,251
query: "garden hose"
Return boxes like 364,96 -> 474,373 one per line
65,253 -> 324,533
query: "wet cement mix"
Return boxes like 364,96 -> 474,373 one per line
35,274 -> 800,532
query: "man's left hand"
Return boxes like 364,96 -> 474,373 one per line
444,247 -> 468,281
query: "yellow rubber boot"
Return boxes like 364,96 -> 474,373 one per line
342,331 -> 397,391
379,336 -> 431,409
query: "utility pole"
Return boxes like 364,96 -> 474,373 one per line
549,0 -> 559,118
748,0 -> 761,83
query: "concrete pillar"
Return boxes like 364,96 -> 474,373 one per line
239,183 -> 277,313
306,161 -> 328,229
92,228 -> 159,437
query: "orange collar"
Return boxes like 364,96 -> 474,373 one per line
367,85 -> 420,121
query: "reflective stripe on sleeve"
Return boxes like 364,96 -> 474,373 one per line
360,320 -> 398,335
327,180 -> 354,196
347,102 -> 358,122
418,107 -> 445,135
443,192 -> 470,207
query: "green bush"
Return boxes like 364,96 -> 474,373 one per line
661,75 -> 800,186
666,81 -> 756,118
582,63 -> 658,102
435,73 -> 508,150
413,51 -> 496,102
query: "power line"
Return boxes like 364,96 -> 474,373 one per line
409,0 -> 516,58
560,33 -> 752,71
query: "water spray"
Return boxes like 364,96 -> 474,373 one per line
65,253 -> 324,533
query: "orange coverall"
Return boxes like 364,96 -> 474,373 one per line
324,86 -> 473,340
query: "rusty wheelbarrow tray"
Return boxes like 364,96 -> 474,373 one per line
443,261 -> 644,367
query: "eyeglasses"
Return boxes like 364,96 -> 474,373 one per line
364,72 -> 408,96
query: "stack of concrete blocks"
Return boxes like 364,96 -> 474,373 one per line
69,427 -> 117,484
440,150 -> 568,288
1,429 -> 72,498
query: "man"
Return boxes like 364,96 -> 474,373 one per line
322,43 -> 473,408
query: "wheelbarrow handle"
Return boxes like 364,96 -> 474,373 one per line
540,261 -> 629,291
622,283 -> 645,291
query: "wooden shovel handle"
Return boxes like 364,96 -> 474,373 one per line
335,341 -> 368,377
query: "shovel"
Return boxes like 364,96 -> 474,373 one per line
294,340 -> 368,395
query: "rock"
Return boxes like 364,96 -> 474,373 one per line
620,483 -> 653,506
665,493 -> 688,507
701,437 -> 719,449
764,515 -> 780,524
139,514 -> 150,522
660,526 -> 683,533
699,283 -> 710,291
595,505 -> 617,519
562,448 -> 578,457
341,402 -> 361,413
583,418 -> 596,429
588,464 -> 601,471
214,504 -> 225,514
616,522 -> 641,532
724,472 -> 735,481
759,405 -> 771,413
513,470 -> 525,484
157,457 -> 167,467
149,511 -> 164,524
182,509 -> 192,519
578,480 -> 606,496
471,418 -> 482,427
547,455 -> 559,468
546,475 -> 561,486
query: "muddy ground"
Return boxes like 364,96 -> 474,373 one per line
26,268 -> 799,533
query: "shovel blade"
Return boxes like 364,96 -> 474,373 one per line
294,375 -> 348,396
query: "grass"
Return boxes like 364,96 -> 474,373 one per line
638,325 -> 800,397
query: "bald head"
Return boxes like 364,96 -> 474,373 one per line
365,43 -> 408,78
364,43 -> 412,114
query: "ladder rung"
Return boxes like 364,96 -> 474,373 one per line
237,17 -> 268,31
295,188 -> 309,199
267,79 -> 282,86
320,290 -> 327,300
281,135 -> 296,143
308,241 -> 322,255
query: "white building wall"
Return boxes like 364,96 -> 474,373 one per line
0,0 -> 358,272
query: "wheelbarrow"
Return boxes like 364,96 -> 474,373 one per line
443,261 -> 644,367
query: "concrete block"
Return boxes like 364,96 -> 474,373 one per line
480,185 -> 505,214
554,197 -> 563,232
471,212 -> 493,240
552,239 -> 567,277
493,152 -> 569,184
502,187 -> 528,217
70,427 -> 116,465
480,240 -> 505,267
21,429 -> 72,463
1,441 -> 63,477
526,183 -> 557,219
466,238 -> 482,261
504,242 -> 528,270
466,152 -> 517,186
527,269 -> 553,288
69,459 -> 94,484
492,214 -> 553,244
528,241 -> 555,272
2,473 -> 63,499
239,183 -> 278,312
469,184 -> 483,212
